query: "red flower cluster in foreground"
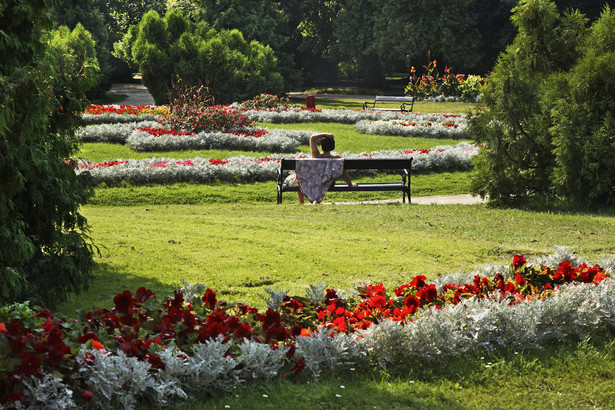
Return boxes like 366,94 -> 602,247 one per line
0,255 -> 610,406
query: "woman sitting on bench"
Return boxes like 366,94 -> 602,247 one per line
286,133 -> 356,204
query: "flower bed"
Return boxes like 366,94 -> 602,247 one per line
81,105 -> 168,124
76,121 -> 313,153
355,119 -> 471,139
2,250 -> 615,408
235,106 -> 469,125
75,143 -> 478,185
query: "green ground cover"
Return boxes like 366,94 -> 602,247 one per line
57,97 -> 615,408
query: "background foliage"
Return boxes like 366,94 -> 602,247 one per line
0,0 -> 96,307
470,0 -> 615,206
116,9 -> 284,104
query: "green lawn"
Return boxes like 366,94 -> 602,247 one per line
55,96 -> 615,409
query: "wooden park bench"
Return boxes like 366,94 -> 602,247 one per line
362,96 -> 415,112
277,158 -> 412,204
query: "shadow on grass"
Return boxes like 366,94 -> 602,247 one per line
486,196 -> 615,217
56,261 -> 176,316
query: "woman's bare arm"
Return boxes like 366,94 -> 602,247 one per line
310,133 -> 330,158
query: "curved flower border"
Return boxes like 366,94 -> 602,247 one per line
75,143 -> 478,185
2,250 -> 615,408
76,121 -> 313,153
355,119 -> 471,139
82,104 -> 469,127
235,106 -> 469,125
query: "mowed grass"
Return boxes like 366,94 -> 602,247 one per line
60,203 -> 615,313
58,97 -> 615,408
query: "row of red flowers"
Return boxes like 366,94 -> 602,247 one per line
0,255 -> 609,406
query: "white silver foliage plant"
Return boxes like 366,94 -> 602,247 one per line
76,349 -> 155,409
235,340 -> 288,380
235,106 -> 468,125
76,143 -> 478,186
185,337 -> 239,392
355,120 -> 470,139
260,288 -> 289,310
20,372 -> 76,410
295,328 -> 357,377
126,128 -> 311,153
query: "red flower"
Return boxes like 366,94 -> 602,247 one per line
290,357 -> 306,373
404,295 -> 420,314
203,288 -> 217,309
410,275 -> 427,289
113,290 -> 135,314
135,287 -> 155,303
512,254 -> 527,270
416,284 -> 438,303
145,354 -> 165,370
81,390 -> 94,403
262,309 -> 287,343
19,353 -> 42,377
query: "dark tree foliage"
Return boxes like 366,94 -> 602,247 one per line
469,0 -> 615,206
187,0 -> 306,88
469,0 -> 588,201
51,0 -> 112,94
0,0 -> 96,307
546,6 -> 615,205
117,9 -> 284,104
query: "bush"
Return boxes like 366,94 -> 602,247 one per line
239,94 -> 292,110
468,0 -> 588,201
158,77 -> 254,132
116,9 -> 284,104
546,6 -> 615,205
0,0 -> 96,307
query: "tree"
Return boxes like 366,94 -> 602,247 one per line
469,0 -> 588,201
335,0 -> 485,87
117,9 -> 284,104
1,0 -> 97,307
51,0 -> 112,94
178,0 -> 302,89
546,6 -> 615,205
335,0 -> 385,87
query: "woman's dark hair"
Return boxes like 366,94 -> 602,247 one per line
321,135 -> 335,152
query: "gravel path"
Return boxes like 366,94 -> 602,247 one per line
324,194 -> 487,206
108,83 -> 155,106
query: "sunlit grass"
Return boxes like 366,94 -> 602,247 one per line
59,202 -> 615,315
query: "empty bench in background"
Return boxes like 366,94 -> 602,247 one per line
362,96 -> 415,112
277,158 -> 412,204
